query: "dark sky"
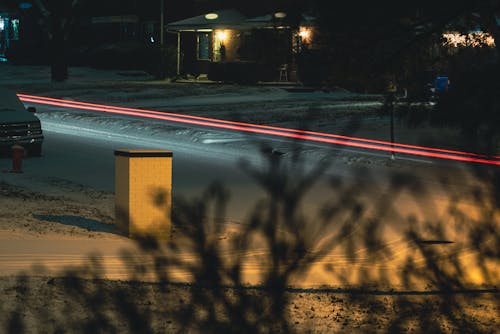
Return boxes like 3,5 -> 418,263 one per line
77,0 -> 285,20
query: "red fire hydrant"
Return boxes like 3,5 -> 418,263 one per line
11,143 -> 25,173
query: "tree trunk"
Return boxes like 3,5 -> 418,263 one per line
50,16 -> 68,82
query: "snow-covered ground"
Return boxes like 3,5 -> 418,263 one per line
2,64 -> 463,165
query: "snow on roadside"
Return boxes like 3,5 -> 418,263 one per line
1,64 -> 428,194
0,179 -> 117,240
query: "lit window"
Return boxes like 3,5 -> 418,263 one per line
197,33 -> 210,60
11,19 -> 20,40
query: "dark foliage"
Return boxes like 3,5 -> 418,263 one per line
296,50 -> 329,86
308,0 -> 500,91
207,62 -> 265,84
433,64 -> 500,154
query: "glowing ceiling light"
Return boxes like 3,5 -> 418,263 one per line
274,12 -> 287,19
17,94 -> 500,166
205,13 -> 218,20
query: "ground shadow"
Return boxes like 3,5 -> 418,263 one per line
33,214 -> 121,235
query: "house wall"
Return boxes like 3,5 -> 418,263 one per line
213,29 -> 241,62
225,29 -> 240,61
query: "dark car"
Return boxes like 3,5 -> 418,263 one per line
0,88 -> 44,156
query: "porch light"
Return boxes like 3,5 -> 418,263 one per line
216,30 -> 228,42
299,26 -> 312,43
274,12 -> 287,19
205,13 -> 218,20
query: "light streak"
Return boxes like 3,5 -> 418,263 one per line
18,94 -> 500,166
17,94 -> 491,158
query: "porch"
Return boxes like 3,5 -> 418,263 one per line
166,9 -> 315,83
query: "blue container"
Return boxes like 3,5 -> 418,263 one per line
434,76 -> 450,93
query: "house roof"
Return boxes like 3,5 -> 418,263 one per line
0,5 -> 11,13
245,14 -> 273,24
167,9 -> 248,31
244,14 -> 288,29
0,4 -> 20,16
245,14 -> 316,28
167,9 -> 317,32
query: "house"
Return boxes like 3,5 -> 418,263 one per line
0,3 -> 51,64
0,5 -> 21,59
166,9 -> 316,82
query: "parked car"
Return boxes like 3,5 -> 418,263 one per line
0,88 -> 43,156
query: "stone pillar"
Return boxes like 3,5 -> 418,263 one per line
115,149 -> 172,239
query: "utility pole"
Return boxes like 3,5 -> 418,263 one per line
177,32 -> 181,75
160,0 -> 164,46
158,0 -> 166,79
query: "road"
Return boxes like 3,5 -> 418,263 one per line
7,104 -> 403,221
0,106 -> 498,289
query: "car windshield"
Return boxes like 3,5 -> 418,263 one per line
0,87 -> 26,112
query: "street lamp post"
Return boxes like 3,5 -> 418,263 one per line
390,96 -> 395,160
157,0 -> 166,79
386,80 -> 397,160
160,0 -> 164,46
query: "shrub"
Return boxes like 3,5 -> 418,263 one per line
208,61 -> 260,84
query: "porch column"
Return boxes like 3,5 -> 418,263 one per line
4,18 -> 9,50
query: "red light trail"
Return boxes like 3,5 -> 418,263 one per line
18,94 -> 500,166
